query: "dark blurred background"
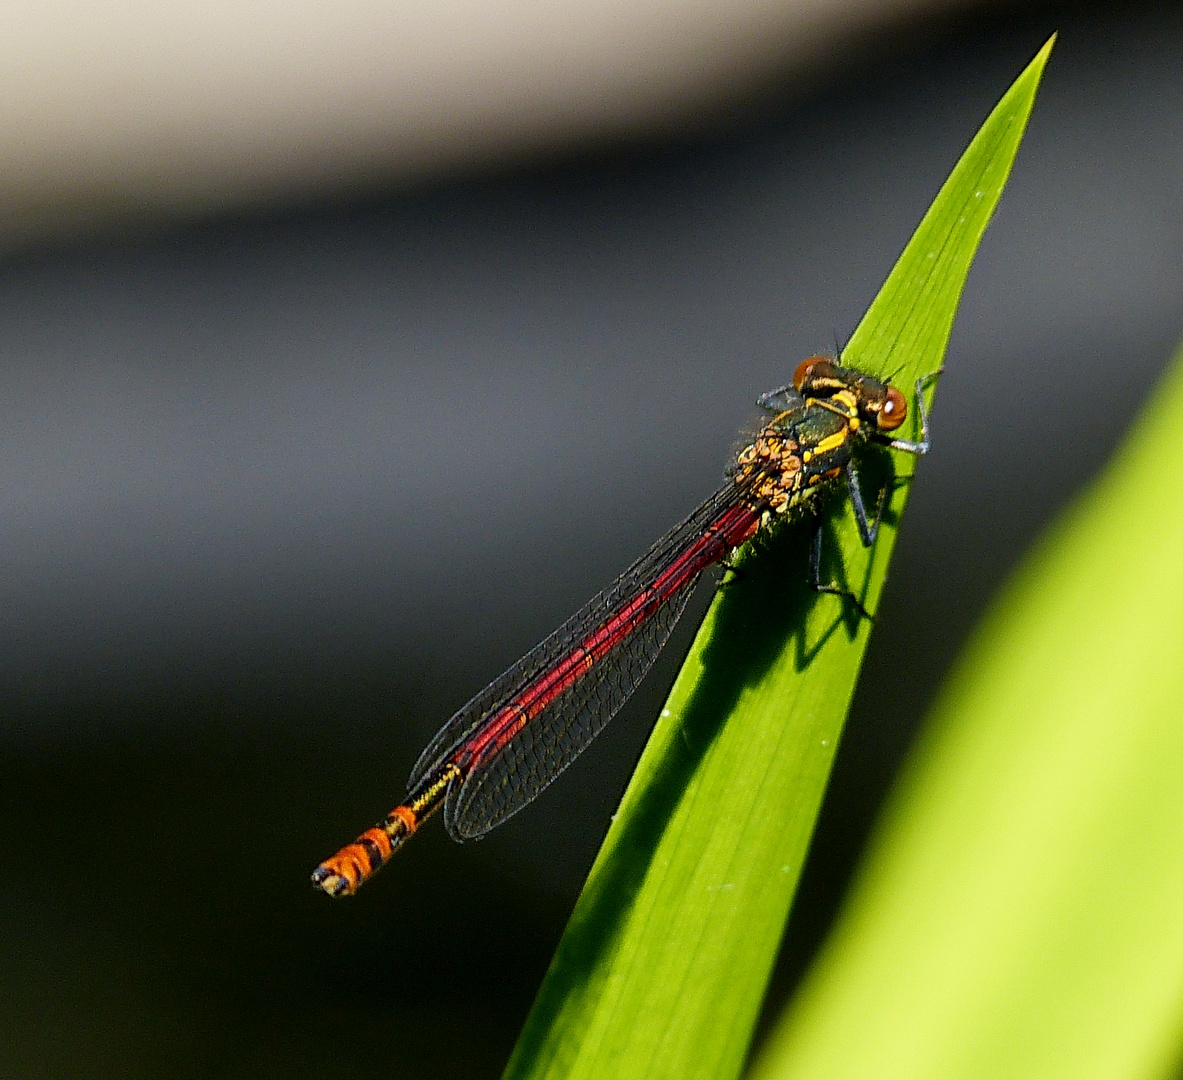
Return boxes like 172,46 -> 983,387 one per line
1,3 -> 1181,1077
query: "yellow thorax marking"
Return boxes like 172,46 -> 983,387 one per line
807,388 -> 859,419
798,389 -> 859,463
813,428 -> 852,456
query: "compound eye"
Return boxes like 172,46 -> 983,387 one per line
878,386 -> 907,430
793,356 -> 825,391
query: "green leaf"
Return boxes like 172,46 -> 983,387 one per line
750,296 -> 1183,1076
503,38 -> 1055,1080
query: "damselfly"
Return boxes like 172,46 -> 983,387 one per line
312,357 -> 933,896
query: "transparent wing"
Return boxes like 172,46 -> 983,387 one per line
445,578 -> 696,839
406,480 -> 753,839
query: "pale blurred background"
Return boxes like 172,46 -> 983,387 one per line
0,0 -> 940,243
0,3 -> 1180,1078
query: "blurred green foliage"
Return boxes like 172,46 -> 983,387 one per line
754,330 -> 1183,1080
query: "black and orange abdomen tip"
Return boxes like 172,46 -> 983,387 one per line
311,852 -> 365,897
311,807 -> 419,896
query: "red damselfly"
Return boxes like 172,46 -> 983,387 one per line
312,357 -> 934,896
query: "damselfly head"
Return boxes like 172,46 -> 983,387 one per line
792,356 -> 840,392
875,385 -> 908,432
793,356 -> 907,433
